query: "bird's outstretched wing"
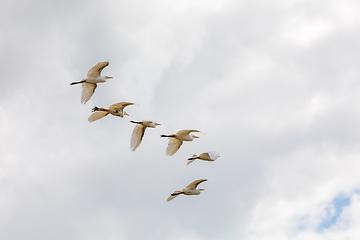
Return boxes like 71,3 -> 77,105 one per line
109,102 -> 135,110
166,138 -> 183,156
130,124 -> 146,151
199,152 -> 212,161
167,191 -> 182,202
186,158 -> 197,165
81,83 -> 97,104
177,129 -> 200,136
187,154 -> 199,165
88,111 -> 109,122
186,179 -> 207,190
87,61 -> 109,78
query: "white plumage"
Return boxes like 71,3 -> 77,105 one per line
167,179 -> 207,202
71,61 -> 113,104
161,129 -> 200,156
88,102 -> 135,122
130,121 -> 161,151
187,151 -> 220,165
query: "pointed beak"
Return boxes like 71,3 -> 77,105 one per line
125,112 -> 129,116
156,123 -> 161,126
194,136 -> 199,138
107,76 -> 113,79
200,189 -> 205,191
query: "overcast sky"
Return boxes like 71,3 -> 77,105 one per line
1,0 -> 360,239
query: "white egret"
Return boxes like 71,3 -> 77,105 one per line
187,151 -> 220,165
70,61 -> 113,104
161,129 -> 200,156
130,121 -> 161,151
167,179 -> 207,202
88,102 -> 135,122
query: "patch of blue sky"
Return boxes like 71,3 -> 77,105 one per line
316,195 -> 351,232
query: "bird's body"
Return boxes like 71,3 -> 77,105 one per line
167,179 -> 207,202
71,61 -> 113,104
187,151 -> 220,165
88,102 -> 135,122
161,129 -> 200,156
130,121 -> 161,151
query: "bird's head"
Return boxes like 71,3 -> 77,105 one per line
148,121 -> 161,128
208,151 -> 220,160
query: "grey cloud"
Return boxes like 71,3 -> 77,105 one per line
2,0 -> 360,240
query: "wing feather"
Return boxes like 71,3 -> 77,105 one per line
81,83 -> 97,104
87,61 -> 109,78
186,179 -> 207,190
88,111 -> 109,122
167,191 -> 182,202
130,124 -> 146,151
186,159 -> 196,166
109,102 -> 135,110
199,153 -> 212,161
177,129 -> 200,136
166,138 -> 182,156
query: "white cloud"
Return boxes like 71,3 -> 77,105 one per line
1,0 -> 360,239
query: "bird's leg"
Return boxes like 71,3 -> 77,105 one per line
160,134 -> 176,138
92,106 -> 108,112
171,191 -> 183,196
70,80 -> 86,85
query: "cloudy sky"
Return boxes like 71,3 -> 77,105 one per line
1,0 -> 360,239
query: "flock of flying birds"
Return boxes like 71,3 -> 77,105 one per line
70,61 -> 220,202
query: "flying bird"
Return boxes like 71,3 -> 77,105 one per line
167,179 -> 207,202
130,121 -> 161,151
161,129 -> 200,156
88,102 -> 135,122
70,61 -> 113,104
187,151 -> 220,165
